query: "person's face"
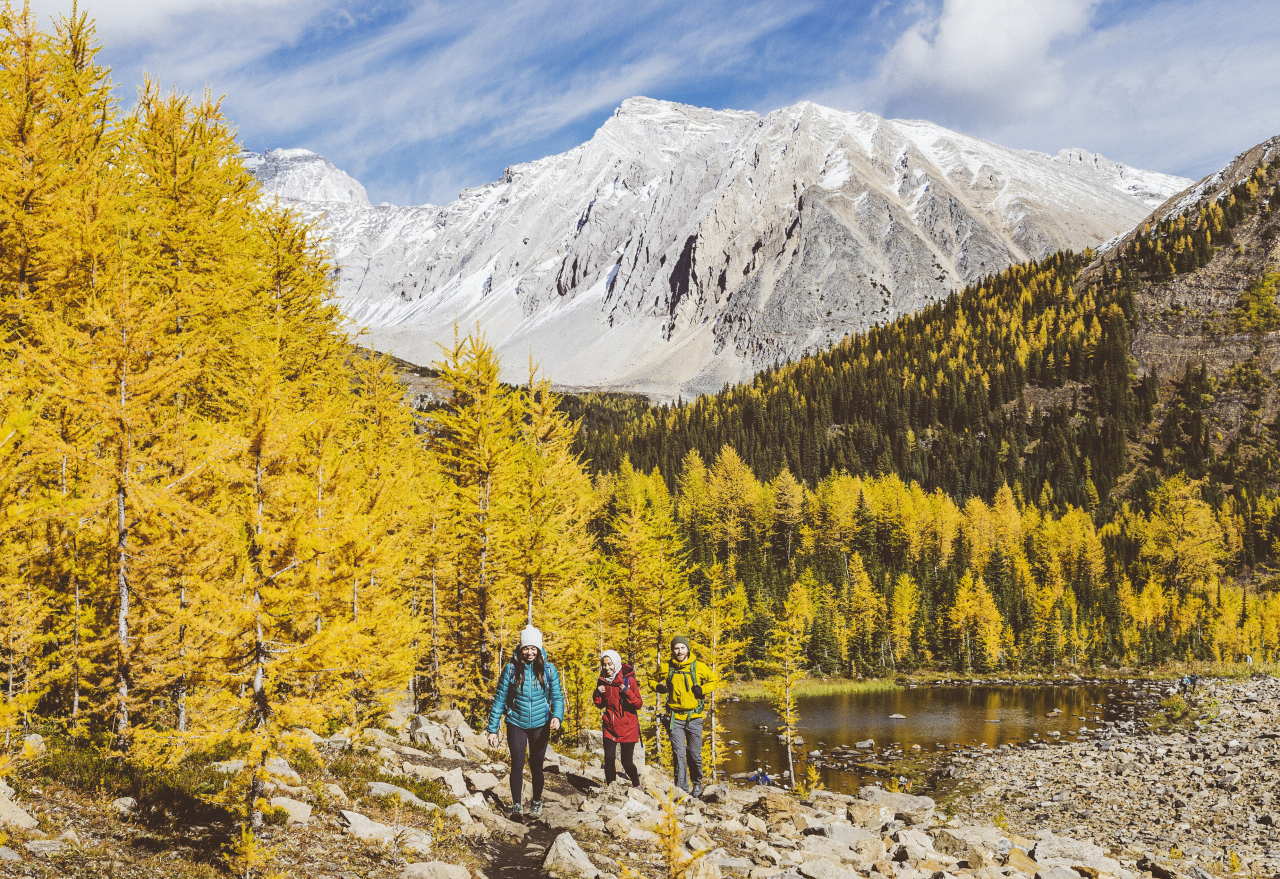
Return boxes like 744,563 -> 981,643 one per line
601,655 -> 616,677
672,643 -> 688,662
521,645 -> 539,663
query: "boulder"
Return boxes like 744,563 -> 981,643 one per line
339,810 -> 395,844
0,779 -> 12,799
440,768 -> 468,798
269,796 -> 312,825
400,863 -> 470,879
0,846 -> 19,862
605,814 -> 631,837
110,796 -> 137,817
848,801 -> 896,831
401,828 -> 433,856
578,729 -> 605,752
0,795 -> 38,830
409,717 -> 454,750
427,709 -> 468,730
933,826 -> 1012,861
369,781 -> 429,808
542,831 -> 600,878
1006,848 -> 1040,874
444,802 -> 472,824
57,828 -> 80,846
324,783 -> 350,804
24,839 -> 66,857
857,786 -> 935,825
800,859 -> 857,879
1030,834 -> 1125,878
1036,868 -> 1081,879
464,770 -> 499,792
212,759 -> 246,774
264,756 -> 301,784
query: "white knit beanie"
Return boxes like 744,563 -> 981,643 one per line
520,625 -> 543,651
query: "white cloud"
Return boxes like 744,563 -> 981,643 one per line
879,0 -> 1100,117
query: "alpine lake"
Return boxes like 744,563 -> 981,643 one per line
711,678 -> 1165,794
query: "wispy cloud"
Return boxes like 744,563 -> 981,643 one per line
24,0 -> 1280,205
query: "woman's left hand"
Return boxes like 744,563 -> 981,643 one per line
549,717 -> 560,732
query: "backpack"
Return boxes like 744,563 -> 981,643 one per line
665,658 -> 703,715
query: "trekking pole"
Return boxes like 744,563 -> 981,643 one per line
653,647 -> 664,775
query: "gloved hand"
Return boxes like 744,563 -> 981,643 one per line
655,682 -> 669,694
691,685 -> 704,699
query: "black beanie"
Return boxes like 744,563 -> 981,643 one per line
671,635 -> 690,652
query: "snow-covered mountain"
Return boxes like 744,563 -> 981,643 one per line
246,97 -> 1191,399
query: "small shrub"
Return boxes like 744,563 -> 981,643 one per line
255,799 -> 289,827
1160,694 -> 1188,723
794,763 -> 824,800
1229,852 -> 1241,872
224,825 -> 279,879
1170,846 -> 1183,861
326,754 -> 452,807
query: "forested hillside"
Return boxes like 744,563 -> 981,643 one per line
566,147 -> 1280,671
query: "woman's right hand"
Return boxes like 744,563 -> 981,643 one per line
597,685 -> 606,694
487,732 -> 499,749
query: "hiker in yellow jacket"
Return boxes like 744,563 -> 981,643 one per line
656,635 -> 718,798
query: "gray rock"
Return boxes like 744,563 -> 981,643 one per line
269,796 -> 312,824
339,809 -> 395,843
444,802 -> 472,824
933,826 -> 1012,860
858,786 -> 936,825
400,828 -> 433,856
440,768 -> 468,798
0,794 -> 38,830
368,781 -> 429,808
0,779 -> 12,799
264,756 -> 301,784
400,863 -> 470,879
110,796 -> 137,817
857,740 -> 876,750
212,759 -> 245,774
1031,834 -> 1125,878
0,846 -> 19,862
800,859 -> 856,879
1035,869 -> 1081,879
23,839 -> 66,856
464,770 -> 499,792
542,831 -> 599,878
324,782 -> 350,804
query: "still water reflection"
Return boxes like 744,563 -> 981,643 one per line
715,684 -> 1122,790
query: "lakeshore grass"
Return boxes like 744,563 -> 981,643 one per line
725,677 -> 902,699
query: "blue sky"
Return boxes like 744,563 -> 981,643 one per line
33,0 -> 1280,206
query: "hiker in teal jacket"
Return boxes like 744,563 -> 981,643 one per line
486,625 -> 564,821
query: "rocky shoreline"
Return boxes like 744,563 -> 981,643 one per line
0,676 -> 1274,879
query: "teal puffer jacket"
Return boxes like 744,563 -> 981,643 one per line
486,660 -> 565,733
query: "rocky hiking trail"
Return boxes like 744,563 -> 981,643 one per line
0,677 -> 1276,879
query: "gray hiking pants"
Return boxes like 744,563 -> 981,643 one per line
669,715 -> 703,791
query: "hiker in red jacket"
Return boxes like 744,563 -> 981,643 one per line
592,650 -> 643,787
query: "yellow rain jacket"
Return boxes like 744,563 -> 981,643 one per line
658,655 -> 718,721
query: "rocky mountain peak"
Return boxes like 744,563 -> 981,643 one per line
242,147 -> 370,207
246,98 -> 1192,400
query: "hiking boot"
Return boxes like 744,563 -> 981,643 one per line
530,800 -> 543,819
691,783 -> 704,799
510,802 -> 524,823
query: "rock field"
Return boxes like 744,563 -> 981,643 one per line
0,676 -> 1275,879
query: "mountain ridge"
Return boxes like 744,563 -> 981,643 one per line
247,96 -> 1191,399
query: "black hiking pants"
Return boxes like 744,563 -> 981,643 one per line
604,739 -> 640,786
507,721 -> 550,804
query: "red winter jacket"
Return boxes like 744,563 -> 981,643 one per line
592,664 -> 643,742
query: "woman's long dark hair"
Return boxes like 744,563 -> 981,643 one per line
512,647 -> 547,696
